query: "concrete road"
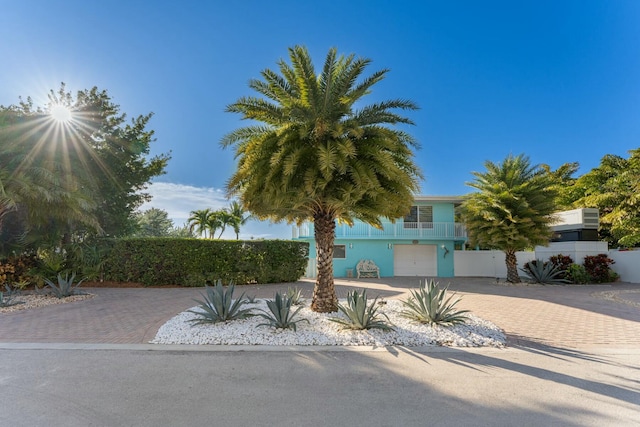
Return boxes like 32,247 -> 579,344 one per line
1,345 -> 638,427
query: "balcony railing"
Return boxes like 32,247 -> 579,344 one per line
292,221 -> 467,240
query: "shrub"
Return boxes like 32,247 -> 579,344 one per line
256,292 -> 309,331
43,272 -> 86,299
0,254 -> 38,286
330,289 -> 394,331
520,260 -> 569,285
567,264 -> 590,284
548,254 -> 573,279
188,281 -> 253,324
583,254 -> 616,283
103,238 -> 309,286
400,279 -> 469,325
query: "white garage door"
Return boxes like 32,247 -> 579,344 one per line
393,244 -> 437,276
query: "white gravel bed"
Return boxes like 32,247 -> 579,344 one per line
152,300 -> 505,347
0,293 -> 95,313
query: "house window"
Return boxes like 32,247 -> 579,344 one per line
403,206 -> 433,228
333,245 -> 346,259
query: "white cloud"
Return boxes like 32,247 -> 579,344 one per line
139,182 -> 292,240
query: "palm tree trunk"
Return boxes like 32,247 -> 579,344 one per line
505,250 -> 520,283
311,209 -> 338,313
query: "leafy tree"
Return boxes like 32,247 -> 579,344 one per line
566,149 -> 640,247
541,161 -> 579,210
0,84 -> 169,249
222,46 -> 422,312
460,154 -> 557,283
168,223 -> 196,238
133,208 -> 174,237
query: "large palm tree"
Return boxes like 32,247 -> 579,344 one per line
460,154 -> 557,283
222,46 -> 422,312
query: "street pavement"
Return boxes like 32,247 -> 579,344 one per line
1,277 -> 639,426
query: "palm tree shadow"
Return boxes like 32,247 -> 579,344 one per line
419,344 -> 640,407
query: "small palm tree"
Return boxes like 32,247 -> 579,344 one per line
228,200 -> 250,240
187,208 -> 213,238
460,154 -> 557,283
206,210 -> 222,239
222,46 -> 422,312
215,209 -> 235,239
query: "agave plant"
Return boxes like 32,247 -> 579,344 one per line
188,281 -> 253,325
256,292 -> 309,331
0,284 -> 24,308
520,260 -> 570,285
43,272 -> 86,299
285,286 -> 305,306
329,289 -> 394,331
400,279 -> 469,325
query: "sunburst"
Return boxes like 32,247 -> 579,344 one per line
50,104 -> 73,123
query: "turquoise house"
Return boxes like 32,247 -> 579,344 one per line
292,196 -> 468,278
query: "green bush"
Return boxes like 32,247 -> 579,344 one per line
567,264 -> 590,284
102,238 -> 308,286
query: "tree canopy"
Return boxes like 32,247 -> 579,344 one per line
222,46 -> 422,311
562,149 -> 640,247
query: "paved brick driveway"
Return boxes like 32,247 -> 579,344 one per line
1,278 -> 638,349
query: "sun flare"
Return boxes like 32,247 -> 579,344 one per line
50,104 -> 73,123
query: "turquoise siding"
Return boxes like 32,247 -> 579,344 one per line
299,198 -> 463,279
306,238 -> 456,278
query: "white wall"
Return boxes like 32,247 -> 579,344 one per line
609,250 -> 640,284
454,250 -> 535,278
454,243 -> 640,283
535,241 -> 609,264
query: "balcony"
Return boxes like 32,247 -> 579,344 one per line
292,221 -> 467,240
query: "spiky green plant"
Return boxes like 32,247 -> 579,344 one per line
245,294 -> 257,304
285,286 -> 305,306
188,281 -> 253,325
256,292 -> 309,331
329,289 -> 394,331
400,279 -> 469,325
520,260 -> 570,285
0,284 -> 24,307
43,272 -> 86,299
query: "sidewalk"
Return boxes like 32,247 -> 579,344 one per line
0,277 -> 638,349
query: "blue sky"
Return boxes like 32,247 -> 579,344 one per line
2,1 -> 639,239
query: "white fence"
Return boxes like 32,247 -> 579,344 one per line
454,250 -> 535,278
305,245 -> 640,283
609,250 -> 640,283
454,245 -> 640,283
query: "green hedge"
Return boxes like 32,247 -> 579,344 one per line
103,238 -> 309,286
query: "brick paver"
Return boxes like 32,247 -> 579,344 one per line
1,278 -> 638,349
